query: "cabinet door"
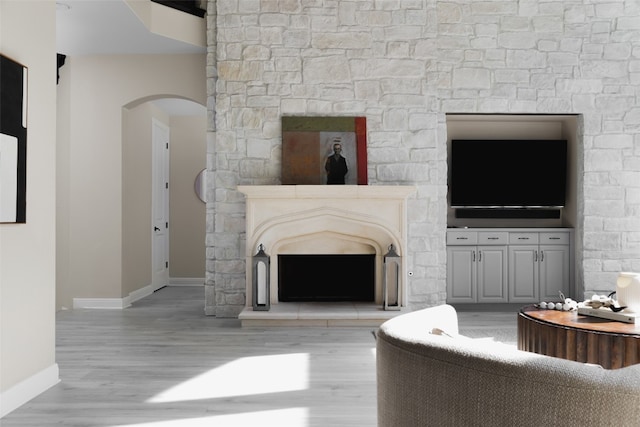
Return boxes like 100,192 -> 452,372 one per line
539,245 -> 570,301
446,246 -> 476,303
508,245 -> 539,302
477,246 -> 508,302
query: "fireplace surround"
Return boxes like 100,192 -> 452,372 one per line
237,185 -> 415,324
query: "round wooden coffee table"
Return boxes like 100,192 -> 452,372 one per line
518,305 -> 640,369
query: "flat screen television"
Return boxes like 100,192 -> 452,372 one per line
450,139 -> 567,208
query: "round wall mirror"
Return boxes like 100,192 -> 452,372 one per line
194,169 -> 207,203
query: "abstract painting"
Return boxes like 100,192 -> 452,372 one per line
281,116 -> 367,185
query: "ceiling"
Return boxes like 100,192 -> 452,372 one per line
56,0 -> 206,56
56,0 -> 206,115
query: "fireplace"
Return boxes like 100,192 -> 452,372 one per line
279,254 -> 375,302
237,185 -> 415,324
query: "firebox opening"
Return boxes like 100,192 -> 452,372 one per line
278,254 -> 375,302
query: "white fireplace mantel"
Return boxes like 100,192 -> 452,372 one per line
238,185 -> 416,308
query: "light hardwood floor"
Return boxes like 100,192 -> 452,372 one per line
2,287 -> 517,427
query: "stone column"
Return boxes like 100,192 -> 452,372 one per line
204,0 -> 217,315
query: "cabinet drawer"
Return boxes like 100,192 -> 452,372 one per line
447,231 -> 478,245
540,232 -> 569,245
509,233 -> 539,244
478,232 -> 508,245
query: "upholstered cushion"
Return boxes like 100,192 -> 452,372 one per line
377,304 -> 640,427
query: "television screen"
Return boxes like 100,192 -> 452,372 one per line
450,139 -> 567,208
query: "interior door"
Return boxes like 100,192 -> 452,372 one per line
152,118 -> 170,291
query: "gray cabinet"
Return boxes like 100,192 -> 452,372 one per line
446,245 -> 476,303
447,228 -> 572,304
446,231 -> 508,303
477,245 -> 508,302
508,232 -> 570,303
539,241 -> 571,301
508,244 -> 539,302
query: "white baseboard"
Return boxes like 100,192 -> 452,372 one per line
127,284 -> 154,304
73,297 -> 130,309
169,277 -> 204,286
72,280 -> 202,309
0,364 -> 60,418
73,284 -> 155,309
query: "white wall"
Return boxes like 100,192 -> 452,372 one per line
122,102 -> 165,297
169,115 -> 206,279
0,0 -> 59,417
56,54 -> 206,309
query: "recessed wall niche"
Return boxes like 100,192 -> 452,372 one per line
446,114 -> 580,229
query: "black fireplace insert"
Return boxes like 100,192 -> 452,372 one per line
278,254 -> 375,302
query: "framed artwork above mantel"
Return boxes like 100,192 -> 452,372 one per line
281,116 -> 367,185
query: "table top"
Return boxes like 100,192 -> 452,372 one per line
520,305 -> 640,336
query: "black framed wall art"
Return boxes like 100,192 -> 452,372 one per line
0,54 -> 28,223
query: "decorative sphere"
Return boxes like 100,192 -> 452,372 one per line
555,302 -> 563,310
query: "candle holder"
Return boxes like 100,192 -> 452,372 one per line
384,244 -> 401,311
252,244 -> 270,311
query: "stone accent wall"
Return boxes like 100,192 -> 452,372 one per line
206,0 -> 640,317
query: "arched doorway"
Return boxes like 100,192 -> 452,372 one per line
122,96 -> 206,297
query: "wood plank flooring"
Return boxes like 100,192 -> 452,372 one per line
1,287 -> 517,427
